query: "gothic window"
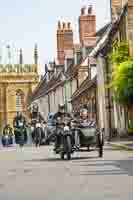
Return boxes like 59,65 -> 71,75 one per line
16,90 -> 24,112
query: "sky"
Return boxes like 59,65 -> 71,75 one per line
0,0 -> 110,73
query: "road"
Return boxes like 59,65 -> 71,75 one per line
0,145 -> 133,200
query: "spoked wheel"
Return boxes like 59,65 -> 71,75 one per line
35,128 -> 41,147
67,153 -> 71,160
35,140 -> 40,147
19,135 -> 24,147
66,136 -> 72,160
61,152 -> 65,160
99,145 -> 103,157
74,130 -> 80,151
35,141 -> 38,147
87,145 -> 90,152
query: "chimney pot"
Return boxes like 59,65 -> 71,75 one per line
68,22 -> 71,29
81,7 -> 86,15
88,5 -> 92,14
58,21 -> 61,29
63,22 -> 66,29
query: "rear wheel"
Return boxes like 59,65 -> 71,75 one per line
99,145 -> 103,157
87,145 -> 90,151
35,128 -> 41,147
74,130 -> 80,150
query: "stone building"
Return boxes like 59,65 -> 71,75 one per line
0,46 -> 39,131
89,0 -> 133,138
29,5 -> 106,119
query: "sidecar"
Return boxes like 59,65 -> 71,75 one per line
78,121 -> 104,157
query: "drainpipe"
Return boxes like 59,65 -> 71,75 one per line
105,56 -> 112,142
95,85 -> 98,125
64,79 -> 67,112
47,94 -> 50,113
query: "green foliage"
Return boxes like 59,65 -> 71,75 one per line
110,42 -> 129,64
109,42 -> 133,109
111,60 -> 133,108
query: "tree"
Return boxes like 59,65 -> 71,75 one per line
110,42 -> 129,65
110,42 -> 133,130
112,60 -> 133,108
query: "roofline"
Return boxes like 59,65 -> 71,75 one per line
71,76 -> 97,101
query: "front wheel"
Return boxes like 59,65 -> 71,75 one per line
99,145 -> 103,157
61,152 -> 65,160
67,152 -> 71,160
66,136 -> 72,160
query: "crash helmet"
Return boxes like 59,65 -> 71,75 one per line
58,103 -> 65,111
32,103 -> 39,112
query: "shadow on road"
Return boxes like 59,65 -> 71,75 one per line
80,169 -> 127,176
24,156 -> 97,163
79,159 -> 133,176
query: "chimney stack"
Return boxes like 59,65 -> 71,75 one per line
57,21 -> 74,65
111,0 -> 123,21
79,5 -> 96,46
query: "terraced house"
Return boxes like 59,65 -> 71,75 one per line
90,0 -> 133,138
30,5 -> 110,123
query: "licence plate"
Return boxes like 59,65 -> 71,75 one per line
31,126 -> 34,131
36,123 -> 41,128
19,122 -> 23,127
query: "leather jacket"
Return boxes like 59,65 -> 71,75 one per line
3,127 -> 13,136
53,112 -> 71,128
13,116 -> 26,128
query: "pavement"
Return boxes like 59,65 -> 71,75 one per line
110,140 -> 133,151
0,145 -> 133,199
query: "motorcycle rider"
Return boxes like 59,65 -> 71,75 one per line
30,103 -> 44,141
13,112 -> 27,144
2,124 -> 13,145
51,104 -> 71,152
30,103 -> 44,122
3,124 -> 13,136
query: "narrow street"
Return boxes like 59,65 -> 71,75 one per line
0,145 -> 133,200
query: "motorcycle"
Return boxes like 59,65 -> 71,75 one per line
55,117 -> 74,160
15,122 -> 27,147
34,120 -> 43,147
41,122 -> 50,145
2,134 -> 13,147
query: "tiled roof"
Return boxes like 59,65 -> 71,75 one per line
71,76 -> 97,101
30,69 -> 64,102
90,4 -> 127,57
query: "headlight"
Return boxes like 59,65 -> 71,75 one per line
31,126 -> 34,131
64,126 -> 70,131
